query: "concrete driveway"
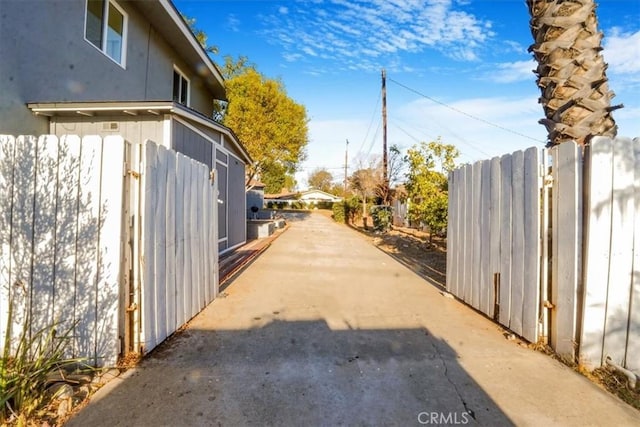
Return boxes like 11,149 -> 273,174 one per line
66,213 -> 640,426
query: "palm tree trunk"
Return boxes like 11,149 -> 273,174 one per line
526,0 -> 622,146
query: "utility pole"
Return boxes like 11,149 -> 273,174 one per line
344,139 -> 349,196
381,68 -> 389,204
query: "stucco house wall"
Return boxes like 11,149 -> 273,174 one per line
0,0 -> 219,134
0,0 -> 252,254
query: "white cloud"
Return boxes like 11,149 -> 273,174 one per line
486,60 -> 537,83
226,14 -> 240,32
278,6 -> 289,15
503,40 -> 527,55
603,29 -> 640,74
260,0 -> 494,71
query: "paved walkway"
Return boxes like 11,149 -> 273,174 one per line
67,213 -> 640,426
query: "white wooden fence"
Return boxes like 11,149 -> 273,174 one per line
133,141 -> 218,354
1,135 -> 220,366
447,147 -> 542,344
580,136 -> 640,371
447,137 -> 639,372
0,135 -> 125,366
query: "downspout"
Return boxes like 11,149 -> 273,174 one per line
605,356 -> 638,390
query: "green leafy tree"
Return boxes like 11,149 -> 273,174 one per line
261,161 -> 296,194
350,166 -> 382,222
182,15 -> 219,55
308,168 -> 333,192
216,58 -> 309,188
404,139 -> 459,242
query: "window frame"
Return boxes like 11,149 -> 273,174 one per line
84,0 -> 128,68
172,66 -> 190,106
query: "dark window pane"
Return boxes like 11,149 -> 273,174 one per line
180,77 -> 189,104
173,71 -> 180,102
85,0 -> 105,48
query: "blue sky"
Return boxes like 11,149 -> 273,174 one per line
174,0 -> 640,188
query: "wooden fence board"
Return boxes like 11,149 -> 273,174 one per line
142,142 -> 158,352
499,154 -> 513,327
450,168 -> 460,297
175,154 -> 186,328
95,135 -> 125,366
8,136 -> 37,349
480,160 -> 492,314
0,135 -> 15,348
52,135 -> 81,353
446,171 -> 455,293
182,160 -> 193,322
188,161 -> 197,317
196,164 -> 206,310
627,137 -> 640,371
602,137 -> 635,365
154,145 -> 168,345
75,136 -> 102,362
510,150 -> 525,336
551,142 -> 581,358
471,162 -> 482,309
458,167 -> 465,299
165,150 -> 177,333
522,147 -> 541,343
489,157 -> 501,319
210,169 -> 219,299
580,137 -> 614,367
464,164 -> 473,302
456,167 -> 465,298
31,136 -> 58,334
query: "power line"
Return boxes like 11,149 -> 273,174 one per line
388,77 -> 544,144
389,115 -> 494,159
364,121 -> 382,158
357,88 -> 382,155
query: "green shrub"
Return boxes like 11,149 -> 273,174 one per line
332,197 -> 360,224
370,205 -> 393,232
332,202 -> 346,223
1,294 -> 89,423
317,201 -> 334,210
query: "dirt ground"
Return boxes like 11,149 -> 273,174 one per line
354,223 -> 447,289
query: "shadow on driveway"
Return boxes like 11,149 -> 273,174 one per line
67,319 -> 512,426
